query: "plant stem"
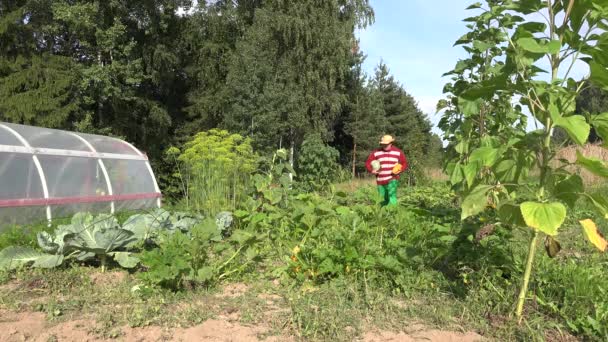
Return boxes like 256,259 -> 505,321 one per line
217,245 -> 245,272
101,255 -> 107,273
516,230 -> 539,322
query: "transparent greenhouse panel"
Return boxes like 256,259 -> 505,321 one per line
0,125 -> 24,146
114,198 -> 158,212
78,132 -> 141,156
51,202 -> 111,220
37,156 -> 107,198
0,153 -> 44,200
0,121 -> 161,226
0,207 -> 47,231
103,159 -> 156,195
2,122 -> 91,151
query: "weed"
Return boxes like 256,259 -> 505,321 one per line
0,222 -> 52,250
0,181 -> 607,341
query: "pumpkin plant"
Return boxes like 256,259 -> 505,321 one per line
440,0 -> 608,322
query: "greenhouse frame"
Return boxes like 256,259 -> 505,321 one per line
0,122 -> 161,226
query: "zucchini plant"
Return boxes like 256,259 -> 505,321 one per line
440,0 -> 608,322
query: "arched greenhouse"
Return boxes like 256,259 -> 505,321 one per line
0,122 -> 161,227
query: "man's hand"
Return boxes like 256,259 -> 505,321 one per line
372,170 -> 379,175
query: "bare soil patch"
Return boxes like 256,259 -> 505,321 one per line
216,282 -> 250,299
0,309 -> 290,342
362,325 -> 484,342
89,271 -> 128,286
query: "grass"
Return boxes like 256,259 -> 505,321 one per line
423,167 -> 449,182
0,267 -> 479,340
0,181 -> 607,341
0,222 -> 53,251
0,261 -> 560,341
333,164 -> 447,193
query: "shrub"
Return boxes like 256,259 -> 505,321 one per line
296,134 -> 340,192
167,129 -> 257,216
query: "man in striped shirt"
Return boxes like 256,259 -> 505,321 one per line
365,135 -> 408,206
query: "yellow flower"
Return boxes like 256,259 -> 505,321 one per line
292,246 -> 301,255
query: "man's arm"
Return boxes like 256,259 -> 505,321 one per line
365,151 -> 376,173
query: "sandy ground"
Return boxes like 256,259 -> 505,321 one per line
0,308 -> 484,342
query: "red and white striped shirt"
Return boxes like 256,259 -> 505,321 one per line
365,146 -> 408,185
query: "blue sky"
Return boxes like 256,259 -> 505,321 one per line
357,0 -> 472,136
357,0 -> 589,137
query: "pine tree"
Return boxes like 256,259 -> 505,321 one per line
182,1 -> 260,136
223,0 -> 374,156
0,0 -> 81,128
371,61 -> 433,166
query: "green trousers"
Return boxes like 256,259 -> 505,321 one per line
377,180 -> 399,206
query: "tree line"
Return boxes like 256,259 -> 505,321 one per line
0,0 -> 441,189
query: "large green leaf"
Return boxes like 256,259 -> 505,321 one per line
194,218 -> 222,242
449,162 -> 464,185
75,252 -> 95,261
194,266 -> 215,282
506,2 -> 545,15
110,252 -> 140,269
494,159 -> 517,182
520,202 -> 567,236
591,113 -> 608,143
589,60 -> 608,91
455,140 -> 468,154
170,213 -> 201,233
554,174 -> 584,208
37,231 -> 61,254
460,83 -> 500,100
263,188 -> 283,205
95,229 -> 136,253
517,37 -> 561,54
576,151 -> 608,178
553,115 -> 590,146
473,40 -> 494,52
466,2 -> 482,10
94,214 -> 120,230
72,218 -> 98,248
230,230 -> 256,245
517,21 -> 547,33
122,214 -> 156,241
469,146 -> 500,166
71,212 -> 94,225
458,97 -> 481,116
33,254 -> 64,269
461,185 -> 493,220
588,193 -> 608,219
0,247 -> 45,270
493,158 -> 529,184
498,202 -> 526,227
463,161 -> 480,187
65,228 -> 136,254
